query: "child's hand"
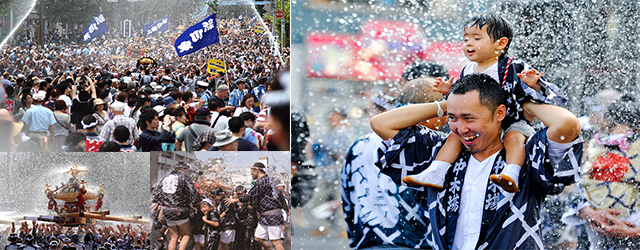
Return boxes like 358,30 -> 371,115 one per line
433,77 -> 454,95
517,69 -> 543,92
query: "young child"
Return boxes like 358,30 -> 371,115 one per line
201,198 -> 220,250
114,125 -> 137,152
403,13 -> 567,193
191,203 -> 206,250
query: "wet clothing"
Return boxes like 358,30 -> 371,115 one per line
217,200 -> 239,231
192,209 -> 206,235
342,133 -> 432,249
377,126 -> 582,250
238,175 -> 289,227
204,210 -> 221,250
233,203 -> 258,250
152,170 -> 202,221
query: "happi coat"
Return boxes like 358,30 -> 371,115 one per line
376,126 -> 583,250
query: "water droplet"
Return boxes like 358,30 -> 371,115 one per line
560,136 -> 565,141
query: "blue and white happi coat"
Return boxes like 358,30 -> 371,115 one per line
376,126 -> 583,250
341,133 -> 433,249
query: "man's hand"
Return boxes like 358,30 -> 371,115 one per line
517,69 -> 543,92
578,206 -> 640,238
224,198 -> 239,206
432,77 -> 454,95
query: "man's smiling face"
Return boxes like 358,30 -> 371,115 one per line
447,90 -> 506,160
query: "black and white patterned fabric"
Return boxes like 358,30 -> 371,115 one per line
342,133 -> 434,249
461,57 -> 567,130
377,125 -> 582,249
239,175 -> 288,226
152,170 -> 203,221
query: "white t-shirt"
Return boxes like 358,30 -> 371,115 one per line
462,61 -> 499,83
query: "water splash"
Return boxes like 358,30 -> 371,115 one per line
0,0 -> 38,48
245,0 -> 285,65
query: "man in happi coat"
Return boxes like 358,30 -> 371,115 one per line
370,74 -> 582,249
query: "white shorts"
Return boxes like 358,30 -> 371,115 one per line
166,218 -> 189,227
220,229 -> 235,244
193,234 -> 204,243
254,223 -> 282,241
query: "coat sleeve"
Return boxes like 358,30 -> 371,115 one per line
375,125 -> 448,184
512,60 -> 567,106
525,128 -> 583,196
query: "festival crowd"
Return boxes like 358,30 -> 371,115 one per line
0,18 -> 289,152
1,221 -> 150,250
151,161 -> 290,250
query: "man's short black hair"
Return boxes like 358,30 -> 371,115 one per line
464,13 -> 513,59
99,141 -> 121,152
448,73 -> 507,113
228,117 -> 245,133
113,125 -> 130,143
138,109 -> 158,130
252,162 -> 266,173
208,100 -> 224,111
238,112 -> 256,122
82,115 -> 97,129
5,86 -> 13,97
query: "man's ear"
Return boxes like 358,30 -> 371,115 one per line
494,104 -> 507,122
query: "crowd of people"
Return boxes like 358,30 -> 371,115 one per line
151,161 -> 290,250
1,221 -> 150,250
0,18 -> 289,152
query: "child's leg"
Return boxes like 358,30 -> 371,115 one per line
403,134 -> 462,188
490,130 -> 526,193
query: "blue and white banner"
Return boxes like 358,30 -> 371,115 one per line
238,14 -> 244,21
173,13 -> 220,57
251,15 -> 258,23
82,12 -> 108,42
144,16 -> 169,36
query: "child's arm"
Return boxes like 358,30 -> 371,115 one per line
517,69 -> 543,92
202,216 -> 219,227
432,77 -> 454,95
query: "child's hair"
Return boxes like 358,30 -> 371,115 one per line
464,13 -> 513,59
99,141 -> 121,152
113,125 -> 131,143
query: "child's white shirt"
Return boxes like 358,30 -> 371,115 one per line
462,61 -> 500,84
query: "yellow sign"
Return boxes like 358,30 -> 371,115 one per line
207,59 -> 226,74
253,25 -> 265,34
